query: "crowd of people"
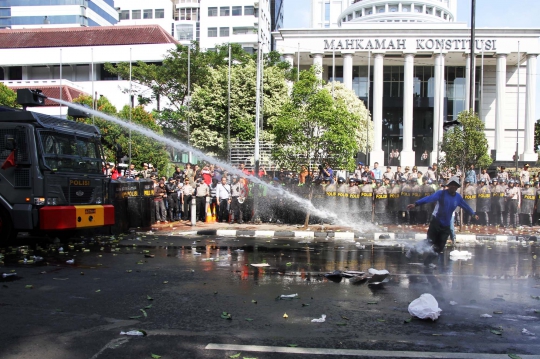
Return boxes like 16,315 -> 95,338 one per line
102,159 -> 539,229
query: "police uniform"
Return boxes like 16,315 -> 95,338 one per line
181,182 -> 194,220
195,180 -> 210,222
505,181 -> 521,228
165,178 -> 179,221
520,183 -> 535,227
374,181 -> 388,224
399,178 -> 412,224
336,177 -> 349,218
359,180 -> 374,222
535,182 -> 540,225
348,178 -> 360,221
388,181 -> 401,224
463,181 -> 477,225
325,179 -> 337,212
410,180 -> 422,224
421,180 -> 435,224
230,178 -> 246,223
476,180 -> 491,226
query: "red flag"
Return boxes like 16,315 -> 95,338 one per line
1,150 -> 16,170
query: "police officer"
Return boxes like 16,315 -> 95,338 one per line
520,181 -> 535,227
336,177 -> 349,217
399,177 -> 411,224
359,178 -> 374,222
490,178 -> 504,226
195,178 -> 210,222
388,180 -> 401,224
476,178 -> 491,226
348,177 -> 360,222
165,177 -> 178,222
324,176 -> 337,212
421,178 -> 435,225
463,179 -> 477,225
535,181 -> 540,226
310,178 -> 326,224
410,178 -> 422,224
180,178 -> 194,221
374,179 -> 388,224
505,180 -> 521,228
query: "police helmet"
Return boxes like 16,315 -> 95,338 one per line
492,178 -> 498,182
338,177 -> 345,183
323,177 -> 331,182
524,181 -> 530,186
422,177 -> 428,182
349,177 -> 356,183
366,178 -> 372,184
464,179 -> 470,184
390,180 -> 396,184
375,179 -> 382,185
400,177 -> 407,182
480,178 -> 486,184
168,177 -> 175,181
509,179 -> 515,185
427,179 -> 433,184
357,178 -> 364,184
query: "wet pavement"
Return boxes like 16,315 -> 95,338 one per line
0,233 -> 539,359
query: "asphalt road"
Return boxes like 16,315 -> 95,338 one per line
0,234 -> 539,359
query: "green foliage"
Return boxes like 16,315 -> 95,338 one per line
272,67 -> 361,171
0,83 -> 19,108
189,57 -> 288,157
322,82 -> 373,155
440,110 -> 493,170
534,119 -> 540,156
71,95 -> 170,173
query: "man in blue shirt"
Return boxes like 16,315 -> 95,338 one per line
372,162 -> 382,180
322,163 -> 334,184
407,176 -> 478,266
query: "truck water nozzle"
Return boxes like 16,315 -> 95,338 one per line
16,89 -> 47,108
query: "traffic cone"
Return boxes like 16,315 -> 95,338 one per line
206,205 -> 213,223
211,204 -> 217,223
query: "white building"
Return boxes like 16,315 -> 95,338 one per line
0,25 -> 178,114
0,0 -> 119,29
115,0 -> 174,35
274,0 -> 540,165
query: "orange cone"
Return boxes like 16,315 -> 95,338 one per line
206,205 -> 213,223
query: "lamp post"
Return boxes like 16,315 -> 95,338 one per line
516,41 -> 520,170
469,0 -> 476,112
228,43 -> 231,163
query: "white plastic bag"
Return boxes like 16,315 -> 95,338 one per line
408,293 -> 442,321
311,314 -> 326,323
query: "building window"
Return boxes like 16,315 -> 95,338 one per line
119,10 -> 129,20
243,47 -> 254,54
415,6 -> 422,13
324,23 -> 330,28
377,7 -> 385,13
232,6 -> 242,16
220,6 -> 230,16
176,24 -> 193,41
328,66 -> 344,83
244,6 -> 254,16
180,8 -> 198,20
208,7 -> 217,16
390,7 -> 397,12
208,27 -> 217,37
132,10 -> 141,19
143,9 -> 153,19
232,27 -> 252,35
347,13 -> 352,20
355,10 -> 361,17
155,9 -> 164,19
324,2 -> 330,21
402,7 -> 409,12
366,9 -> 372,15
220,27 -> 229,37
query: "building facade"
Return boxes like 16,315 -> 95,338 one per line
0,0 -> 118,28
274,0 -> 539,165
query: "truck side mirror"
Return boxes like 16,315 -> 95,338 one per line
5,135 -> 16,151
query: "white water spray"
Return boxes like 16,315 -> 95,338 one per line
50,98 -> 378,232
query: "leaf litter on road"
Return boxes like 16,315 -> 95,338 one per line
229,353 -> 241,358
151,354 -> 161,359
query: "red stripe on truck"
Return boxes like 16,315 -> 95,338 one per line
39,206 -> 77,230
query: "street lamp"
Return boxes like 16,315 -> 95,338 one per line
225,45 -> 241,163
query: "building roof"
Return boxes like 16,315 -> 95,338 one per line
7,85 -> 89,107
0,25 -> 178,49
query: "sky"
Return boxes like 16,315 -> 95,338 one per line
283,0 -> 540,119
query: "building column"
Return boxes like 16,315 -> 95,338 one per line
283,54 -> 294,69
401,53 -> 415,166
22,66 -> 29,80
312,53 -> 323,80
495,54 -> 507,160
1,67 -> 8,80
370,53 -> 385,166
342,53 -> 353,90
464,53 -> 471,110
431,53 -> 445,164
522,54 -> 538,161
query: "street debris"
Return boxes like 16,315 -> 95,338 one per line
449,250 -> 472,260
280,293 -> 298,299
522,328 -> 535,336
2,273 -> 16,278
367,268 -> 389,283
66,259 -> 75,264
408,293 -> 442,321
283,313 -> 288,318
120,330 -> 147,336
221,312 -> 232,320
324,270 -> 342,282
449,301 -> 458,306
480,314 -> 493,318
311,314 -> 326,323
151,354 -> 161,359
250,263 -> 270,267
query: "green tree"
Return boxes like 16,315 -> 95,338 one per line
71,95 -> 170,173
322,82 -> 373,156
188,57 -> 289,157
272,66 -> 361,172
534,119 -> 540,156
440,110 -> 493,171
0,83 -> 18,108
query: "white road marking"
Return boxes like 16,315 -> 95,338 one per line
205,344 -> 540,358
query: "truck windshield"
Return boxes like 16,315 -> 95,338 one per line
38,131 -> 103,174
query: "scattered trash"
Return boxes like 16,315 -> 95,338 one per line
531,295 -> 540,300
245,318 -> 254,321
522,328 -> 535,336
449,250 -> 472,260
251,263 -> 270,267
229,354 -> 241,359
368,268 -> 389,283
311,314 -> 326,323
349,275 -> 369,285
490,329 -> 502,335
449,301 -> 458,306
120,330 -> 147,336
508,354 -> 523,359
301,303 -> 310,307
404,317 -> 412,323
25,285 -> 33,289
493,311 -> 503,314
280,293 -> 298,299
287,344 -> 298,347
221,312 -> 232,320
324,270 -> 342,282
408,293 -> 442,321
151,354 -> 162,359
234,249 -> 244,253
147,295 -> 153,301
2,273 -> 16,278
283,313 -> 288,318
480,314 -> 493,318
66,259 -> 75,264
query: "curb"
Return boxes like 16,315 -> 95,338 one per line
178,230 -> 537,243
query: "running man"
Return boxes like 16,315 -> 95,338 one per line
406,176 -> 478,266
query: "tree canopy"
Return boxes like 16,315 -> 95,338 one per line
71,95 -> 170,172
272,67 -> 363,172
0,83 -> 18,108
439,110 -> 493,170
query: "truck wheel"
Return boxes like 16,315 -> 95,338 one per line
0,208 -> 18,243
